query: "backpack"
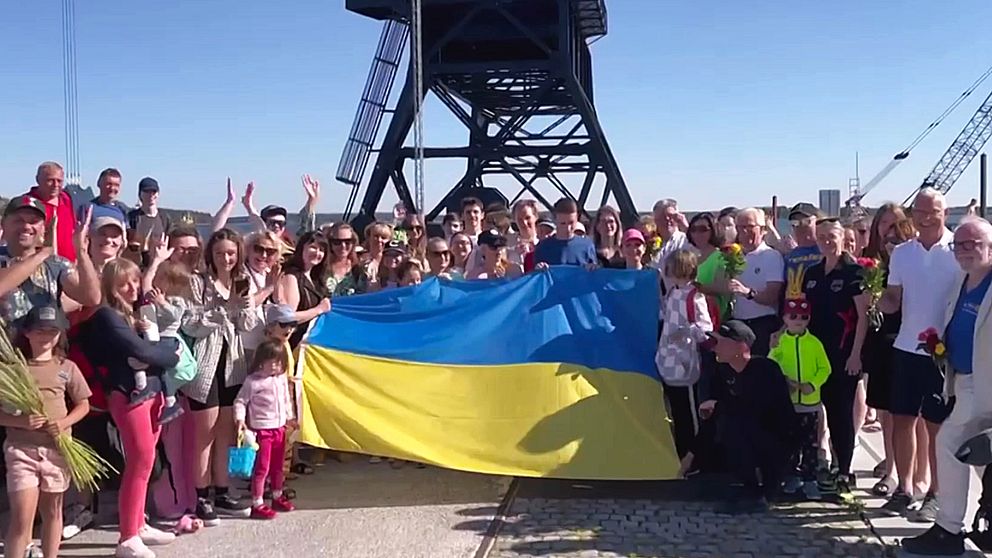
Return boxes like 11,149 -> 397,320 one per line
686,286 -> 721,330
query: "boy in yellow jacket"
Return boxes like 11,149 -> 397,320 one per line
769,297 -> 831,500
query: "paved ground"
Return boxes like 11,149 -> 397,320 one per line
492,431 -> 990,558
3,457 -> 511,558
3,432 -> 990,557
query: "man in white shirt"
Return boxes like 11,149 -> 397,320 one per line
729,207 -> 784,356
879,188 -> 961,521
649,199 -> 691,300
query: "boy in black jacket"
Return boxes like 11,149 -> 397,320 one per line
698,320 -> 798,514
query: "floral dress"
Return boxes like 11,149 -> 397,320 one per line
325,266 -> 370,297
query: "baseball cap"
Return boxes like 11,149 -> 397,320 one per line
260,205 -> 288,221
622,228 -> 645,245
478,229 -> 507,249
788,202 -> 824,220
574,222 -> 586,234
23,305 -> 70,332
783,298 -> 811,317
3,195 -> 47,218
138,177 -> 160,193
384,240 -> 407,255
90,216 -> 126,236
716,320 -> 756,347
537,218 -> 555,231
264,304 -> 297,327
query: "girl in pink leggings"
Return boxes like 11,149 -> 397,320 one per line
234,339 -> 296,520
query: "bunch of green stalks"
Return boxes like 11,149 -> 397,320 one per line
0,327 -> 116,491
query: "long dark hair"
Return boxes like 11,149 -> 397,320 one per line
285,231 -> 330,292
204,228 -> 246,280
864,203 -> 908,263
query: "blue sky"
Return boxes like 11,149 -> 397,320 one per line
2,1 -> 991,214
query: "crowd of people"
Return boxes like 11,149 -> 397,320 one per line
0,160 -> 990,558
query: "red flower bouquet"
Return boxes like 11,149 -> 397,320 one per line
857,257 -> 885,331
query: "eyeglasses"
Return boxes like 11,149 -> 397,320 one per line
253,245 -> 279,257
330,238 -> 355,246
951,240 -> 986,252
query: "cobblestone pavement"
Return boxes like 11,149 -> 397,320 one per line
493,497 -> 887,558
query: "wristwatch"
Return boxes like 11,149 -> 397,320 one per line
746,289 -> 756,300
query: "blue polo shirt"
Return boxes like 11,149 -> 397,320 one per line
533,236 -> 597,267
947,272 -> 992,375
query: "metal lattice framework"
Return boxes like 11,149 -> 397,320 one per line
338,0 -> 636,231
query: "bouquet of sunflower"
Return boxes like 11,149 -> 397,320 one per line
857,257 -> 886,331
721,243 -> 746,278
0,327 -> 117,491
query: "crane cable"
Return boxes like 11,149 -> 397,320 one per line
411,0 -> 425,214
857,64 -> 992,202
61,0 -> 81,186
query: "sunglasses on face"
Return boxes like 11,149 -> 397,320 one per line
330,238 -> 355,246
266,219 -> 286,229
689,225 -> 711,233
428,249 -> 451,257
253,245 -> 279,257
277,321 -> 296,329
174,246 -> 199,255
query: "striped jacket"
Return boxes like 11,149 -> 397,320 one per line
180,273 -> 258,404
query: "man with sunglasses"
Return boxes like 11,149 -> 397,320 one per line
783,202 -> 824,295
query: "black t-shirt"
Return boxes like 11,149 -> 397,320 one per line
802,254 -> 864,362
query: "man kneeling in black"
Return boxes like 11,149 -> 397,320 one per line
698,320 -> 797,513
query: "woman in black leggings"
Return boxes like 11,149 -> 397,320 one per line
801,219 -> 870,496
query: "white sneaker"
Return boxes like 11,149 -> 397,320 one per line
139,524 -> 176,546
116,536 -> 156,558
62,504 -> 95,540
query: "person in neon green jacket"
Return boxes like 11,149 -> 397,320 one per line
769,298 -> 832,500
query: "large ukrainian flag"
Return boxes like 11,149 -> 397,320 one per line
299,266 -> 679,480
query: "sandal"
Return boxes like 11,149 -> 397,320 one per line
872,460 -> 887,478
872,476 -> 896,497
291,462 -> 315,475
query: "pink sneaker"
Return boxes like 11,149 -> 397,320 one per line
272,495 -> 295,512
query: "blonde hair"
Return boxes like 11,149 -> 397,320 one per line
101,258 -> 142,327
153,259 -> 193,299
664,249 -> 698,281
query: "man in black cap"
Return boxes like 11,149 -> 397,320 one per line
260,205 -> 288,236
783,202 -> 825,289
126,177 -> 172,266
697,320 -> 797,513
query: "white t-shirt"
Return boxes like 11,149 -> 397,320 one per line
889,229 -> 959,354
733,242 -> 784,320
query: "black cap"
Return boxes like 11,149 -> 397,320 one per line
23,305 -> 69,332
717,320 -> 756,347
138,177 -> 160,193
260,205 -> 288,221
788,202 -> 823,220
3,195 -> 47,218
383,240 -> 406,255
478,229 -> 507,249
